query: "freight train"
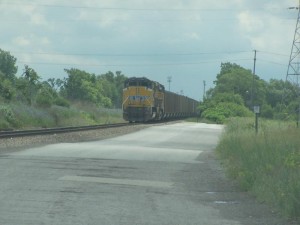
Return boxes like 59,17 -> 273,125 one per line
122,77 -> 199,122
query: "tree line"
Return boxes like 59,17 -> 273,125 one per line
0,48 -> 127,108
1,48 -> 298,123
200,62 -> 299,123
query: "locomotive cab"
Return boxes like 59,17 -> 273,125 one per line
122,77 -> 165,122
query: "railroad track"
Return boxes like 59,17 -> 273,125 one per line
0,123 -> 131,139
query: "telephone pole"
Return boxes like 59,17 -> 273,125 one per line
167,76 -> 172,91
251,50 -> 257,110
286,0 -> 300,126
203,80 -> 206,100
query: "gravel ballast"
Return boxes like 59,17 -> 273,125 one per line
0,124 -> 151,153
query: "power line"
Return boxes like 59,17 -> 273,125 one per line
259,59 -> 288,67
0,18 -> 246,23
17,58 -> 251,67
259,51 -> 290,57
2,2 -> 280,11
11,50 -> 251,57
12,50 -> 288,67
1,17 -> 294,24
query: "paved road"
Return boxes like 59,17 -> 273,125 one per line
0,122 -> 290,225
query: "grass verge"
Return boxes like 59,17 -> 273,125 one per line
216,117 -> 300,222
0,102 -> 124,130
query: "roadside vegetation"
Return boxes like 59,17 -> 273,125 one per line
198,63 -> 300,222
0,48 -> 126,130
216,118 -> 300,222
199,62 -> 299,124
0,102 -> 123,130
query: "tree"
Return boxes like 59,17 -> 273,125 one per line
213,62 -> 266,108
98,71 -> 127,108
216,62 -> 246,77
47,78 -> 65,92
43,79 -> 70,107
0,49 -> 18,81
63,68 -> 112,107
23,65 -> 40,85
15,65 -> 41,105
114,71 -> 127,107
35,84 -> 54,108
64,68 -> 95,101
199,62 -> 265,123
0,71 -> 15,101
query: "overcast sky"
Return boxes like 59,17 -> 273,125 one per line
0,0 -> 298,100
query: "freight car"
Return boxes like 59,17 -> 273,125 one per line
122,77 -> 199,122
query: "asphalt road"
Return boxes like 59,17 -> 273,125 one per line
0,122 -> 291,225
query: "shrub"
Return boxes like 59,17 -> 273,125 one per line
0,119 -> 10,130
0,104 -> 20,128
201,102 -> 252,123
54,97 -> 70,108
0,104 -> 15,122
35,88 -> 54,107
260,104 -> 274,119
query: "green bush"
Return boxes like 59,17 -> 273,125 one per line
260,104 -> 274,119
202,108 -> 226,124
0,104 -> 20,128
0,104 -> 15,121
0,119 -> 10,130
54,97 -> 70,108
201,102 -> 252,123
35,88 -> 54,107
0,78 -> 15,101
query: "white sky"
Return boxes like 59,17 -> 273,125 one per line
0,0 -> 298,100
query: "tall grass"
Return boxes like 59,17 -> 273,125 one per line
217,118 -> 300,221
0,102 -> 124,130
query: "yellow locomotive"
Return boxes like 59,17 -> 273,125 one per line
123,77 -> 199,122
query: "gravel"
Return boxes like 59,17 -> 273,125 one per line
0,123 -> 152,153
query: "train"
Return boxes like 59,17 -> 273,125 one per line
122,77 -> 199,122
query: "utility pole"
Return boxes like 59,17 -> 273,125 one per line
251,50 -> 259,134
286,0 -> 300,127
203,80 -> 206,100
251,50 -> 257,110
167,76 -> 172,91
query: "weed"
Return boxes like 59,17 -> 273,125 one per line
0,101 -> 124,130
217,118 -> 300,221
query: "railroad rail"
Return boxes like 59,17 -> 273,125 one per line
0,123 -> 131,139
